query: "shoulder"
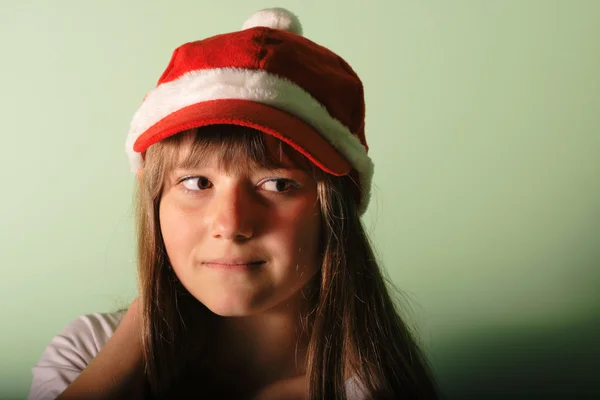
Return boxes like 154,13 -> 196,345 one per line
345,375 -> 369,400
28,311 -> 126,400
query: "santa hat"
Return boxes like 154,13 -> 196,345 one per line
126,8 -> 374,214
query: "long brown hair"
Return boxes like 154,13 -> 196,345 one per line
134,125 -> 440,399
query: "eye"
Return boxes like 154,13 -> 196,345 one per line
181,176 -> 213,191
260,178 -> 299,193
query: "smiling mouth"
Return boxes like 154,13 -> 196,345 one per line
202,260 -> 266,269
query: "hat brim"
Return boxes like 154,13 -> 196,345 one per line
133,99 -> 352,176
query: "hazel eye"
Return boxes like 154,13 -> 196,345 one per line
181,176 -> 213,191
261,179 -> 298,193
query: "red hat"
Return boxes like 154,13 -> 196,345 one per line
126,8 -> 374,213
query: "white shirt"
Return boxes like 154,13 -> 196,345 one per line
29,311 -> 367,400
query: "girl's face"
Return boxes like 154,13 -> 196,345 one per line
158,135 -> 322,317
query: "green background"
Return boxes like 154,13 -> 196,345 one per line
1,1 -> 599,398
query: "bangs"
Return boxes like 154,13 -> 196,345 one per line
145,124 -> 315,179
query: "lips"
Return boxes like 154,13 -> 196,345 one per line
203,258 -> 266,266
202,257 -> 267,271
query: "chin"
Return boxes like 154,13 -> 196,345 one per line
194,292 -> 268,317
203,303 -> 262,317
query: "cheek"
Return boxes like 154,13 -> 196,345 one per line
274,204 -> 322,268
159,199 -> 199,266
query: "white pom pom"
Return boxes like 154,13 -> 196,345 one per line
242,8 -> 303,35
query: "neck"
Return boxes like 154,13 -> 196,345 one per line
205,290 -> 316,394
219,311 -> 310,375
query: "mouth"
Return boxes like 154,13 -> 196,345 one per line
202,258 -> 266,270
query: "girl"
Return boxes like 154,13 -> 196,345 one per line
29,8 -> 440,400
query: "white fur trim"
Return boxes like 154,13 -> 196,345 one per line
126,68 -> 373,213
242,8 -> 302,35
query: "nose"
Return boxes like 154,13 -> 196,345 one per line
210,184 -> 256,241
